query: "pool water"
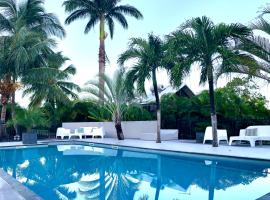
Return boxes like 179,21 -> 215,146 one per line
0,145 -> 270,200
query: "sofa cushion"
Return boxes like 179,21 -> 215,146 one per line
245,128 -> 257,136
78,128 -> 84,133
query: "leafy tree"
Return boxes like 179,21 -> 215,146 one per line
63,0 -> 143,100
84,68 -> 129,140
118,34 -> 168,143
167,16 -> 256,147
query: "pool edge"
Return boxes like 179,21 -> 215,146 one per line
0,169 -> 42,200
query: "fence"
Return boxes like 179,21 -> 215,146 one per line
176,118 -> 270,139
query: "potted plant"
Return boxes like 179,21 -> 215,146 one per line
7,108 -> 49,144
195,122 -> 209,143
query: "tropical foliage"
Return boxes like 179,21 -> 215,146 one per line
22,52 -> 80,107
166,16 -> 257,146
118,34 -> 169,143
161,78 -> 270,137
84,68 -> 130,140
0,0 -> 77,138
7,107 -> 49,132
0,0 -> 269,147
63,0 -> 143,100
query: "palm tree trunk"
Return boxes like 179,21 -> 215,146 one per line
152,69 -> 161,143
0,94 -> 8,138
99,16 -> 106,102
208,69 -> 218,147
115,114 -> 124,140
11,91 -> 18,135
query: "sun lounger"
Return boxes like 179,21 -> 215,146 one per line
229,126 -> 270,147
203,127 -> 228,145
56,128 -> 70,139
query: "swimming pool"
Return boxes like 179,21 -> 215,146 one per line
0,144 -> 269,200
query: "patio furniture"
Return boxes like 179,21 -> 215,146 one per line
203,127 -> 228,145
22,132 -> 37,145
56,128 -> 70,139
196,132 -> 204,143
91,127 -> 105,138
229,125 -> 270,147
69,128 -> 84,139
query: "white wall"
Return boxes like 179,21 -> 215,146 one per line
62,121 -> 158,139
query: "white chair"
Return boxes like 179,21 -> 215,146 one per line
203,127 -> 228,145
69,128 -> 85,139
229,126 -> 270,147
56,128 -> 70,139
92,127 -> 105,138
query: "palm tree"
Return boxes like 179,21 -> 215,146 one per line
118,34 -> 167,143
63,0 -> 143,100
217,6 -> 270,81
0,0 -> 65,38
0,0 -> 65,136
22,52 -> 80,108
84,68 -> 129,140
167,16 -> 255,147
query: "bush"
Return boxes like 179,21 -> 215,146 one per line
7,108 -> 49,132
123,105 -> 154,121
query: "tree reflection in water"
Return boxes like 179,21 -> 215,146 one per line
0,145 -> 269,200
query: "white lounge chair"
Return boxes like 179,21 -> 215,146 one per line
229,126 -> 270,147
203,127 -> 228,145
56,128 -> 70,139
91,127 -> 105,138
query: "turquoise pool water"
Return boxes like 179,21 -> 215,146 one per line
0,145 -> 270,200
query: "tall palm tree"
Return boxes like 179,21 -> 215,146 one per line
63,0 -> 143,100
167,16 -> 255,147
0,29 -> 54,137
84,68 -> 129,140
118,34 -> 168,143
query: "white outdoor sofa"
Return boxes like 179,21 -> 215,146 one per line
229,125 -> 270,147
56,128 -> 71,139
203,127 -> 228,145
91,127 -> 105,138
139,129 -> 178,141
69,127 -> 106,139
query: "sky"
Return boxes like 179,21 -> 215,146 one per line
18,0 -> 270,106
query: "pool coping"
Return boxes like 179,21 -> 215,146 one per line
1,139 -> 270,162
47,139 -> 270,162
0,169 -> 42,200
